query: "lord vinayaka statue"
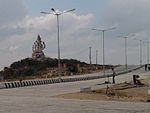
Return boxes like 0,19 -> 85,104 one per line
32,35 -> 46,61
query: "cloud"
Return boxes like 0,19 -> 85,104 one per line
0,0 -> 27,41
0,0 -> 27,68
95,0 -> 150,65
0,0 -> 27,27
0,6 -> 93,69
0,0 -> 150,69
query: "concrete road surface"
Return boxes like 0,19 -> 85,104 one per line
0,66 -> 150,113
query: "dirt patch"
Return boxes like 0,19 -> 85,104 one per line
56,79 -> 150,102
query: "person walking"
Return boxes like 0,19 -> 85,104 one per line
112,67 -> 116,84
145,64 -> 147,71
148,64 -> 150,71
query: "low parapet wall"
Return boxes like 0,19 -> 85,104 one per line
0,65 -> 143,89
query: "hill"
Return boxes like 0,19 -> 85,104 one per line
0,57 -> 115,81
1,57 -> 90,80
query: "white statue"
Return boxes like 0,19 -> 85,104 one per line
32,35 -> 46,61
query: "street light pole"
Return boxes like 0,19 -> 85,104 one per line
89,46 -> 92,65
144,40 -> 150,65
102,30 -> 105,75
125,37 -> 128,71
140,40 -> 142,66
134,39 -> 143,66
56,14 -> 61,77
147,41 -> 149,65
41,8 -> 75,79
96,50 -> 98,65
92,27 -> 116,76
119,36 -> 128,71
118,35 -> 129,82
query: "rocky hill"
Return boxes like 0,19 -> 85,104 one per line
0,57 -> 114,81
0,57 -> 90,80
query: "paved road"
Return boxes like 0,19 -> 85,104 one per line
0,66 -> 150,113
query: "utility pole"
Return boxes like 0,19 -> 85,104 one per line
89,46 -> 92,65
119,36 -> 128,71
41,8 -> 75,79
102,30 -> 105,75
147,41 -> 149,65
140,40 -> 142,66
144,40 -> 150,65
124,37 -> 128,71
124,36 -> 128,82
92,27 -> 116,76
134,39 -> 143,66
96,50 -> 98,65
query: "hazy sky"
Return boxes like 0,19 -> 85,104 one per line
0,0 -> 149,69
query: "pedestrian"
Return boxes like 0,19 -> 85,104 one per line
148,65 -> 150,71
112,67 -> 116,84
145,64 -> 147,71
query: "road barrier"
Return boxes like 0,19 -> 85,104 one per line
0,65 -> 144,89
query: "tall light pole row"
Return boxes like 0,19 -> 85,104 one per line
41,8 -> 75,79
41,8 -> 149,79
92,29 -> 149,76
133,38 -> 150,66
118,36 -> 149,70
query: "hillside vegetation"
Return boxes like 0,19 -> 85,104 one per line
1,57 -> 88,80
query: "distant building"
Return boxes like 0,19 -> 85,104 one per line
32,35 -> 46,61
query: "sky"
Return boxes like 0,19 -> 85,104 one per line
0,0 -> 150,69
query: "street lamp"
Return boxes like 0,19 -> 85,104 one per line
144,39 -> 150,65
118,36 -> 128,71
146,41 -> 150,65
134,38 -> 144,66
96,50 -> 98,65
89,46 -> 92,65
92,27 -> 116,76
41,8 -> 75,79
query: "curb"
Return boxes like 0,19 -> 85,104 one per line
0,66 -> 143,89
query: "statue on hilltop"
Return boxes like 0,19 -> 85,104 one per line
32,35 -> 46,61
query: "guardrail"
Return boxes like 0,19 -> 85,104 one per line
0,65 -> 144,89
